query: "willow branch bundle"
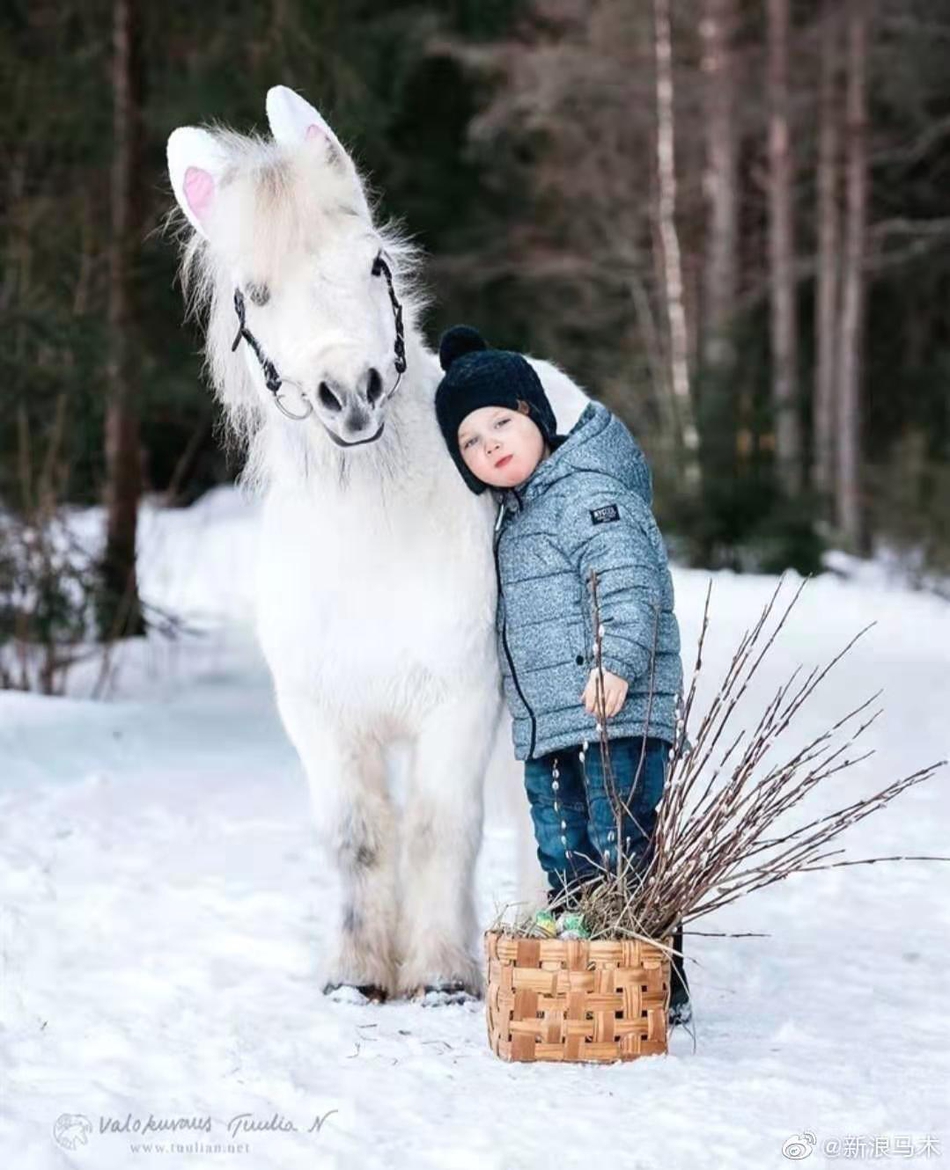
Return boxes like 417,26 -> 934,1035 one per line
504,574 -> 947,943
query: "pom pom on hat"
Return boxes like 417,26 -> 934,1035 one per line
439,325 -> 488,371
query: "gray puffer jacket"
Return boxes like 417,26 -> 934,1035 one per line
493,400 -> 683,761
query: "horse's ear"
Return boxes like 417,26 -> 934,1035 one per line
167,127 -> 229,239
266,85 -> 345,161
266,85 -> 371,220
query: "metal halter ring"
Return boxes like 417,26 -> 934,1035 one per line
270,380 -> 314,421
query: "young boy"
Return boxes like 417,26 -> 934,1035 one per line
434,325 -> 691,1024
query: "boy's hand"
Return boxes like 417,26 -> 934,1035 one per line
581,667 -> 629,719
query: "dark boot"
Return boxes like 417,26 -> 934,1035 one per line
668,922 -> 692,1026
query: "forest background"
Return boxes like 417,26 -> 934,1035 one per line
2,0 -> 949,645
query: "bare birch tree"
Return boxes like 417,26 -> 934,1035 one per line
653,0 -> 701,489
836,0 -> 869,550
767,0 -> 802,497
700,0 -> 739,381
814,0 -> 842,506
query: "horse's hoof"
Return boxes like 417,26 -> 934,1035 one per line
408,980 -> 481,1007
322,981 -> 389,1005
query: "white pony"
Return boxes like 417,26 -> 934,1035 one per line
166,86 -> 588,1003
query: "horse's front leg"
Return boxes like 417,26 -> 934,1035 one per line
276,688 -> 399,1001
396,684 -> 502,1000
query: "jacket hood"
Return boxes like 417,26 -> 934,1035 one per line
496,400 -> 653,516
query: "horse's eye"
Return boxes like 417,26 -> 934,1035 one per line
246,281 -> 270,307
371,251 -> 386,278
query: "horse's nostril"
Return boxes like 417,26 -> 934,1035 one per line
365,368 -> 383,405
318,382 -> 342,412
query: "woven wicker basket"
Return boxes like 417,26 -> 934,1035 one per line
484,928 -> 671,1063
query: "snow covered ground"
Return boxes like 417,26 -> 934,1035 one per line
2,487 -> 949,1170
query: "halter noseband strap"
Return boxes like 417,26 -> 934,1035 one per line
230,250 -> 408,422
231,288 -> 312,420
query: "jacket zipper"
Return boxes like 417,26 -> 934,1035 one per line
493,492 -> 538,758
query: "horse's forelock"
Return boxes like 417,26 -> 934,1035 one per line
180,125 -> 426,308
229,142 -> 372,287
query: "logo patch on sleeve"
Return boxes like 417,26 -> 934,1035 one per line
590,503 -> 619,525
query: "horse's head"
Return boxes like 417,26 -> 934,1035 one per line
167,87 -> 415,449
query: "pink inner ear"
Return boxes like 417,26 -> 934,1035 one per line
183,166 -> 215,222
305,124 -> 325,142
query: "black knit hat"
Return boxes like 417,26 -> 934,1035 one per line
434,325 -> 558,495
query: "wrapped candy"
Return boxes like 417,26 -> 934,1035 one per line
557,912 -> 590,939
531,909 -> 559,938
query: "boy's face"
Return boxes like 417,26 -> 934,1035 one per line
457,405 -> 548,489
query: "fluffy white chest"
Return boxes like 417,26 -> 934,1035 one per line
252,481 -> 498,691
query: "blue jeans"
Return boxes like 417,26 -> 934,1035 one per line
523,736 -> 669,898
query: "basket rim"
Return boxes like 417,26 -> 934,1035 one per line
484,925 -> 674,948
